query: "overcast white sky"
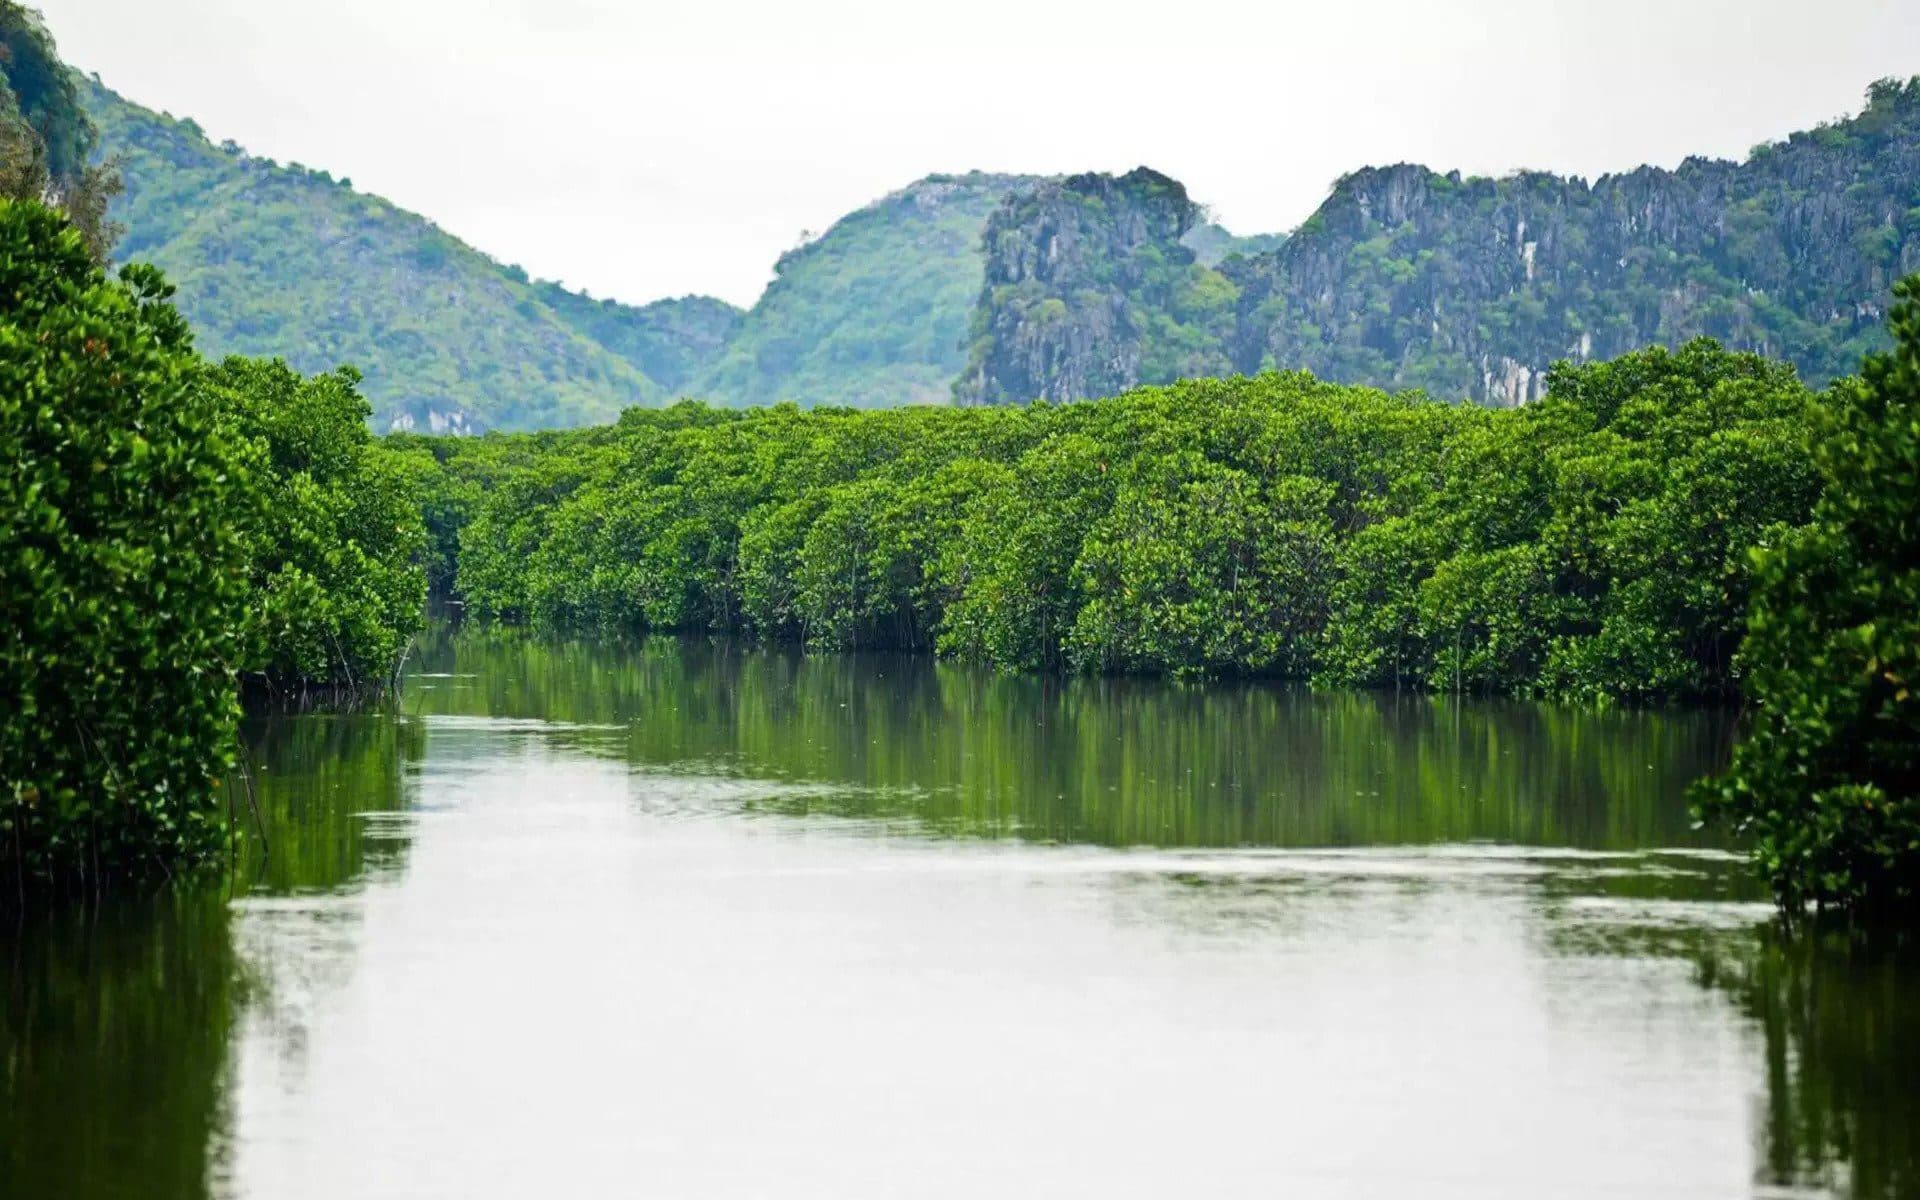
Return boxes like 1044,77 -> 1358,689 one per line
39,0 -> 1920,309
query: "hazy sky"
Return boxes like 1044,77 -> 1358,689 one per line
39,0 -> 1920,309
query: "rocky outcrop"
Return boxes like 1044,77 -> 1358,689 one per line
960,78 -> 1920,408
953,168 -> 1229,405
1222,78 -> 1920,404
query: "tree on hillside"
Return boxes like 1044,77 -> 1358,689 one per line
0,2 -> 120,259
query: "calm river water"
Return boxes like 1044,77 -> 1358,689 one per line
4,624 -> 1917,1198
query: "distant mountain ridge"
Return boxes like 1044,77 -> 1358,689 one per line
85,77 -> 1055,428
690,172 -> 1039,408
1221,82 -> 1920,403
961,79 -> 1920,407
77,60 -> 1920,427
87,78 -> 683,432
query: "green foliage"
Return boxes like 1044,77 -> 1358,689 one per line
83,79 -> 671,432
696,174 -> 1034,408
0,5 -> 88,178
1069,457 -> 1335,676
0,4 -> 120,259
1697,278 -> 1920,916
204,359 -> 428,689
437,343 -> 1818,704
1,202 -> 430,889
534,288 -> 741,394
0,201 -> 248,886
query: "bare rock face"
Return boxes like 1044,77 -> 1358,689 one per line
1221,78 -> 1920,405
954,168 -> 1222,405
960,79 -> 1920,408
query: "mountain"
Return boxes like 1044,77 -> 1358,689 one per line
87,65 -> 1037,422
961,79 -> 1920,407
691,173 -> 1036,408
531,286 -> 741,394
953,168 -> 1240,405
1223,79 -> 1920,403
80,42 -> 1919,423
83,78 -> 702,433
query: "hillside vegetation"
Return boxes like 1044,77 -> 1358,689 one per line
961,80 -> 1920,407
86,78 -> 677,432
87,72 -> 1053,424
90,54 -> 1919,425
691,173 -> 1035,408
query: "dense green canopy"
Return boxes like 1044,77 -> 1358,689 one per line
1698,279 -> 1920,915
0,201 -> 247,884
1,200 -> 426,892
432,339 -> 1821,702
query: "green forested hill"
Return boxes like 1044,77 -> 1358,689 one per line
88,69 -> 1041,422
84,56 -> 1920,424
86,78 -> 677,432
531,286 -> 742,394
690,173 -> 1037,407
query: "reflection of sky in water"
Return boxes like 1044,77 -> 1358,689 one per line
5,633 -> 1912,1200
209,700 -> 1897,1200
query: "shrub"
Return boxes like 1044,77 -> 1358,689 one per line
0,202 -> 249,887
203,357 -> 428,691
1696,279 -> 1920,915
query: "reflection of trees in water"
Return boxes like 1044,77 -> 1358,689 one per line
415,624 -> 1920,1197
415,624 -> 1736,852
1694,929 -> 1920,1200
2,627 -> 1910,1198
0,714 -> 425,1200
230,714 -> 424,1089
0,892 -> 236,1200
1554,912 -> 1920,1200
237,713 -> 424,894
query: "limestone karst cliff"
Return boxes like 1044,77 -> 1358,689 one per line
77,37 -> 1920,423
953,168 -> 1238,405
961,78 -> 1920,407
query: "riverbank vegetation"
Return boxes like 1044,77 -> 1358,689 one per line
432,339 -> 1820,702
2,198 -> 426,891
1696,280 -> 1920,915
416,302 -> 1920,915
1,5 -> 1913,911
1,202 -> 250,890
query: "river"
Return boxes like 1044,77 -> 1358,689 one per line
4,622 -> 1916,1198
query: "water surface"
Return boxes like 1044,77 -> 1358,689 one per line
4,627 -> 1916,1198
